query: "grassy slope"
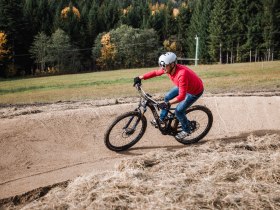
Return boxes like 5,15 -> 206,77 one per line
0,61 -> 279,104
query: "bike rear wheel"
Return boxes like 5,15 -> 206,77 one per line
104,111 -> 147,151
175,105 -> 213,144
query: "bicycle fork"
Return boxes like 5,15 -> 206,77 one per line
122,105 -> 146,134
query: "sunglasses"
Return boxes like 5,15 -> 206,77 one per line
159,61 -> 166,68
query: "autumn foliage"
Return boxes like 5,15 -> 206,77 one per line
61,6 -> 81,19
0,32 -> 10,61
97,33 -> 116,69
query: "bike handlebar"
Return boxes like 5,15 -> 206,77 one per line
135,84 -> 158,105
135,83 -> 176,111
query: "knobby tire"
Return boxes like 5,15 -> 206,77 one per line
104,111 -> 147,151
175,105 -> 213,145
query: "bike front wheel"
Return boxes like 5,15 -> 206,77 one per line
175,105 -> 213,144
104,111 -> 147,151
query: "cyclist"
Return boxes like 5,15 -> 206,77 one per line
133,52 -> 204,140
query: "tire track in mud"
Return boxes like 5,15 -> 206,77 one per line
0,162 -> 88,186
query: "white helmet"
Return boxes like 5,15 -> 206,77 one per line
158,52 -> 177,67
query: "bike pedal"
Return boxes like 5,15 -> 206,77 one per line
150,119 -> 166,128
150,120 -> 159,128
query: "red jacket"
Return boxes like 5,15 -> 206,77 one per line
143,64 -> 203,102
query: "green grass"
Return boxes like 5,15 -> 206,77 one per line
0,61 -> 279,104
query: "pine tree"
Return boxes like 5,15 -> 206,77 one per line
140,0 -> 151,29
105,1 -> 120,31
149,8 -> 166,42
60,2 -> 81,44
228,0 -> 247,63
187,0 -> 212,63
88,0 -> 99,45
241,1 -> 263,62
0,0 -> 278,75
274,0 -> 280,59
38,0 -> 53,34
125,1 -> 143,28
261,0 -> 278,61
164,2 -> 178,39
177,3 -> 191,57
0,0 -> 31,73
208,0 -> 228,63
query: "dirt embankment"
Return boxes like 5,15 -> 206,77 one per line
3,133 -> 280,209
0,92 -> 279,209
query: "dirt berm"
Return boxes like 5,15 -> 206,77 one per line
0,94 -> 279,201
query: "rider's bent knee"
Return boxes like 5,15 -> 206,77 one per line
175,106 -> 185,114
175,108 -> 185,118
164,94 -> 171,102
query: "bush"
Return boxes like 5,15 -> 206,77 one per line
93,25 -> 160,70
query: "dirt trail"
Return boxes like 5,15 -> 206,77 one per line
0,94 -> 279,200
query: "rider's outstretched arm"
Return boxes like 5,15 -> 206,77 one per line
141,69 -> 165,80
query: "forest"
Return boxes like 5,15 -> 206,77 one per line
0,0 -> 279,77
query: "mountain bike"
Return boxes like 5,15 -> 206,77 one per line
104,84 -> 213,152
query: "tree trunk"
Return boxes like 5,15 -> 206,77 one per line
226,51 -> 229,64
236,42 -> 239,63
255,49 -> 257,62
219,43 -> 222,64
250,49 -> 251,62
231,48 -> 233,63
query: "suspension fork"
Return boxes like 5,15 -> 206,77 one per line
122,105 -> 146,131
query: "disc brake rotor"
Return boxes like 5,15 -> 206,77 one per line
122,128 -> 135,138
190,120 -> 199,132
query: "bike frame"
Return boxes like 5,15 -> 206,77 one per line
134,84 -> 179,136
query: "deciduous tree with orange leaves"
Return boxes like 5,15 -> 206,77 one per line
96,33 -> 116,69
0,31 -> 10,61
61,5 -> 81,19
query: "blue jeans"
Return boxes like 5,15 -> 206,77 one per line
160,87 -> 203,133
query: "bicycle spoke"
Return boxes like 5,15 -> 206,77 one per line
175,105 -> 213,144
110,117 -> 138,146
184,110 -> 209,139
104,111 -> 147,151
